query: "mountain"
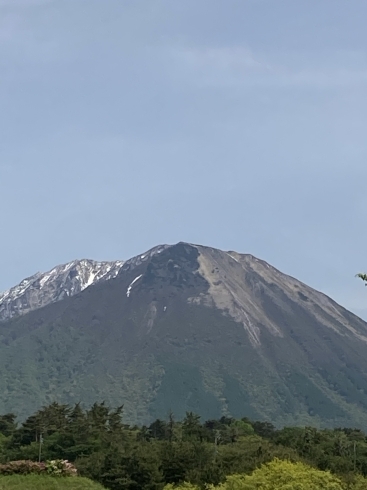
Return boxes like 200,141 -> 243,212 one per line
1,242 -> 367,428
0,259 -> 124,322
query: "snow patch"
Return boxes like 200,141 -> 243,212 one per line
39,272 -> 54,288
126,274 -> 143,297
227,252 -> 239,263
82,271 -> 97,290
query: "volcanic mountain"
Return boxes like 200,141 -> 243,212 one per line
1,242 -> 367,427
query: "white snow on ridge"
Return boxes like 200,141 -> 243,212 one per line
126,274 -> 143,298
122,245 -> 169,270
226,252 -> 239,263
83,271 -> 97,289
0,259 -> 125,322
0,243 -> 174,321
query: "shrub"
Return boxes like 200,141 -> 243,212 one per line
165,459 -> 345,489
0,461 -> 45,476
0,459 -> 77,477
46,460 -> 78,477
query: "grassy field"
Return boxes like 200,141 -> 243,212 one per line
0,475 -> 105,490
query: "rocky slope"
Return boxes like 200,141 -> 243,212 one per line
0,259 -> 124,321
1,242 -> 367,428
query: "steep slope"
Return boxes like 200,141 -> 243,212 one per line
0,259 -> 124,321
1,242 -> 367,428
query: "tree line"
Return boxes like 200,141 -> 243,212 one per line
1,402 -> 367,489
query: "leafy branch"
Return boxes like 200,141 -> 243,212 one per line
356,273 -> 367,285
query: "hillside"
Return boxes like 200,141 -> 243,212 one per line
1,242 -> 367,427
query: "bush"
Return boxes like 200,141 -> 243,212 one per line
46,460 -> 78,477
0,461 -> 45,476
230,458 -> 344,490
165,459 -> 345,489
0,459 -> 77,477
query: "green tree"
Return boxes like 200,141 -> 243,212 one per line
0,414 -> 16,438
356,273 -> 367,284
222,459 -> 344,490
149,420 -> 168,440
251,421 -> 276,439
182,413 -> 203,442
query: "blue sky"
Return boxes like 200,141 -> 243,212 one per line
1,0 -> 367,319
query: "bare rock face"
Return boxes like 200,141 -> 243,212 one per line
0,259 -> 124,321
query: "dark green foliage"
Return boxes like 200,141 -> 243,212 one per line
0,417 -> 16,439
356,273 -> 367,284
3,403 -> 367,489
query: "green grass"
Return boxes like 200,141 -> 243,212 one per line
0,475 -> 105,490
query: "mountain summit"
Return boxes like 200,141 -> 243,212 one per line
1,242 -> 367,427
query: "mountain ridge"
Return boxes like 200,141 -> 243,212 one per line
0,258 -> 124,322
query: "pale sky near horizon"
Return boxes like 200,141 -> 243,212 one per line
1,0 -> 367,319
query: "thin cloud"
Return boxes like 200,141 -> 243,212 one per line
168,45 -> 367,89
169,46 -> 270,87
178,46 -> 268,71
0,5 -> 75,65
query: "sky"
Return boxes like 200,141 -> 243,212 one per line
1,0 -> 367,319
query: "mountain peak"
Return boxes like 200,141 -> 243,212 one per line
1,243 -> 367,426
0,258 -> 124,322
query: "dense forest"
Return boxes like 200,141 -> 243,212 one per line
2,403 -> 367,488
